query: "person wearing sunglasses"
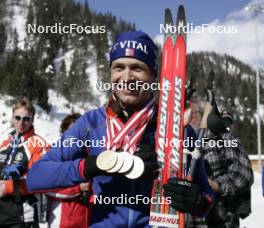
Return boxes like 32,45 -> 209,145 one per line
0,99 -> 49,228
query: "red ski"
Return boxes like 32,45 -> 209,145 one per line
149,5 -> 187,228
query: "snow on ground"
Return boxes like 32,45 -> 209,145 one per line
86,45 -> 108,106
53,49 -> 75,77
241,171 -> 264,228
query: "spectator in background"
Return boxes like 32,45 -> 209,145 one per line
46,113 -> 91,228
59,113 -> 81,134
0,99 -> 49,228
203,111 -> 253,228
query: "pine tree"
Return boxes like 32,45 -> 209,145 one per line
0,24 -> 7,55
56,60 -> 70,98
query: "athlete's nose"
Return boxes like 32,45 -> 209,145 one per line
123,67 -> 134,82
120,67 -> 136,89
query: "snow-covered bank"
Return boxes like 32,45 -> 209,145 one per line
241,172 -> 264,228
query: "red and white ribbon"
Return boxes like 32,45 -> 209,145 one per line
106,97 -> 155,154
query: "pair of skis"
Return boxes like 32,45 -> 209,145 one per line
149,5 -> 187,228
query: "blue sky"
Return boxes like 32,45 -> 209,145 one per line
77,0 -> 264,67
83,0 -> 250,36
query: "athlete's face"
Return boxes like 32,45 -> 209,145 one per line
110,58 -> 155,110
12,107 -> 34,135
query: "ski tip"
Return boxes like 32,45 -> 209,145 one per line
178,5 -> 185,13
176,5 -> 186,25
164,8 -> 175,40
176,5 -> 187,39
165,8 -> 173,25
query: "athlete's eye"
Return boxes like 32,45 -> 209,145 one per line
134,67 -> 142,72
112,65 -> 124,72
132,65 -> 144,72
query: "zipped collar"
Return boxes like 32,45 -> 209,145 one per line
8,126 -> 35,143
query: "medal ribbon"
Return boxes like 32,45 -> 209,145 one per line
106,97 -> 155,154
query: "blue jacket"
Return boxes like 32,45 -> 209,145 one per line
26,107 -> 214,227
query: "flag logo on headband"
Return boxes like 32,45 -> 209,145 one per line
109,31 -> 158,75
125,48 -> 135,57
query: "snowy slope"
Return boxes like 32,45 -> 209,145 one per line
0,90 -> 94,143
3,0 -> 30,50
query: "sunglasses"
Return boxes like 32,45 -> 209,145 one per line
14,115 -> 32,122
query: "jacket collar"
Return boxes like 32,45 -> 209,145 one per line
9,126 -> 35,143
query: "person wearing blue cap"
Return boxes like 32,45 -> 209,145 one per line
26,31 -> 213,227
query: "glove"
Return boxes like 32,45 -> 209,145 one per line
134,144 -> 159,178
163,177 -> 210,215
1,164 -> 26,180
84,155 -> 106,179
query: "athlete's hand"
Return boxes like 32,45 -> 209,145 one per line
163,177 -> 210,215
84,155 -> 106,179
